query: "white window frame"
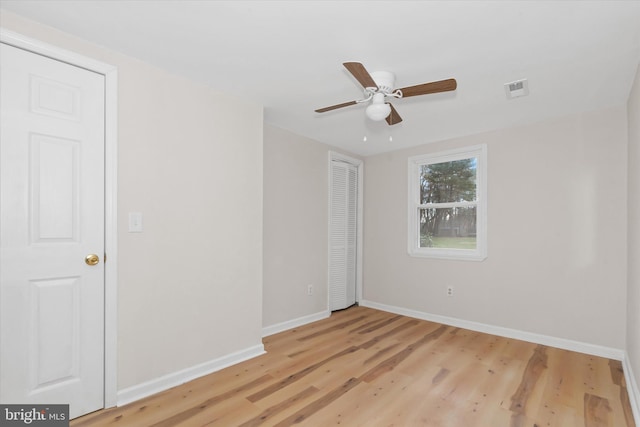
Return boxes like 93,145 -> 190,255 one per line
408,144 -> 487,261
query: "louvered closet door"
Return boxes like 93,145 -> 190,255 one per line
329,161 -> 357,311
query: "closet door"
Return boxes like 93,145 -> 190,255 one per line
329,161 -> 357,311
0,42 -> 106,418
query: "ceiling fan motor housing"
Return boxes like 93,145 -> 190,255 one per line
369,71 -> 396,94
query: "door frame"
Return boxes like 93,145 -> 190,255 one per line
0,28 -> 119,408
328,151 -> 363,308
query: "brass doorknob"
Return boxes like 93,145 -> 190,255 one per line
85,254 -> 100,266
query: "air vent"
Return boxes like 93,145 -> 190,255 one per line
504,78 -> 529,99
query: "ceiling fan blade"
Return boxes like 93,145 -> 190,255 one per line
386,103 -> 403,125
343,62 -> 378,89
315,100 -> 358,113
398,78 -> 457,98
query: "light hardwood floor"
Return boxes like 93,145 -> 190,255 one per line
72,306 -> 636,426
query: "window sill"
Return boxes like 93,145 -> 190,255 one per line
408,248 -> 487,261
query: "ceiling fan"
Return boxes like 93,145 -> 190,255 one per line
315,62 -> 457,126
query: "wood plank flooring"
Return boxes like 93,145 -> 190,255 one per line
71,306 -> 636,426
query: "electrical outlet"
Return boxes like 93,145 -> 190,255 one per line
308,284 -> 313,296
446,286 -> 454,297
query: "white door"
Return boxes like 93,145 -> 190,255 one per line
329,160 -> 357,311
0,43 -> 105,418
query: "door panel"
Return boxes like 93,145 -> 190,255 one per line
30,276 -> 81,390
32,134 -> 80,241
0,43 -> 105,418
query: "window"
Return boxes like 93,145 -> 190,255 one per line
408,145 -> 487,260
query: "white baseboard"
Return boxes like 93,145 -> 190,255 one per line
359,300 -> 625,360
116,343 -> 265,407
262,310 -> 331,337
623,352 -> 640,425
117,309 -> 332,408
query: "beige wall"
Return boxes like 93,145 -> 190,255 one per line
1,12 -> 264,390
628,62 -> 640,394
262,124 -> 361,328
364,107 -> 628,349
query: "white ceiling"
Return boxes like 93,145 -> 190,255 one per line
2,1 -> 640,156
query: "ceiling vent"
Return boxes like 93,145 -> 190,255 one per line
504,78 -> 529,99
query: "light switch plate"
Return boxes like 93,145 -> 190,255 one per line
128,212 -> 143,232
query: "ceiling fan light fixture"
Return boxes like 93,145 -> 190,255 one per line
366,93 -> 391,121
366,103 -> 391,121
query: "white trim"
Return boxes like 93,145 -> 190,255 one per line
262,310 -> 331,337
407,144 -> 487,261
103,68 -> 118,408
116,344 -> 265,407
0,28 -> 119,409
328,152 -> 364,308
623,352 -> 640,425
0,29 -> 114,74
359,300 -> 625,360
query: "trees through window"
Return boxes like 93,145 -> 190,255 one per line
408,145 -> 487,260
